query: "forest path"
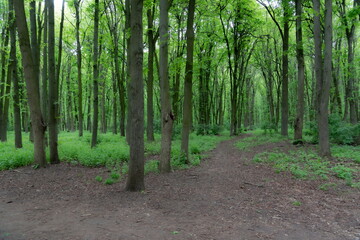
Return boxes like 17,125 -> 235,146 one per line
0,134 -> 359,240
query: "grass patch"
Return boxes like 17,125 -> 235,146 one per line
235,131 -> 288,151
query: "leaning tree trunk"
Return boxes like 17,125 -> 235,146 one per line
294,0 -> 305,141
159,0 -> 174,173
14,0 -> 46,166
125,0 -> 145,192
181,0 -> 195,163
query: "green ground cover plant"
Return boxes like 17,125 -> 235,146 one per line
235,130 -> 288,151
0,131 -> 230,174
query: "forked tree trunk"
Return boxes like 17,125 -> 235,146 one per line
14,0 -> 46,166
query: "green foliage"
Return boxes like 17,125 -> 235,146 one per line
319,183 -> 337,191
235,132 -> 287,151
331,165 -> 354,180
305,115 -> 360,145
144,160 -> 159,174
0,137 -> 34,170
104,178 -> 115,185
292,201 -> 302,206
95,175 -> 103,182
332,145 -> 360,163
195,124 -> 222,135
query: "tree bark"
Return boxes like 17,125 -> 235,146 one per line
181,0 -> 195,162
294,0 -> 305,141
14,0 -> 46,166
74,0 -> 84,136
125,0 -> 145,192
9,0 -> 22,148
48,0 -> 59,164
159,0 -> 174,173
146,4 -> 156,142
281,0 -> 289,136
91,0 -> 100,148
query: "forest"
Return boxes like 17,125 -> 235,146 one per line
0,0 -> 359,184
0,0 -> 360,238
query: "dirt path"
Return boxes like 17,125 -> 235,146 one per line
1,135 -> 359,240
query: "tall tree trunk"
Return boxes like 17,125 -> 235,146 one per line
159,0 -> 174,173
146,5 -> 156,142
14,0 -> 46,166
91,0 -> 100,148
125,0 -> 145,192
48,0 -> 59,164
9,0 -> 22,148
0,22 -> 9,141
294,0 -> 305,141
75,0 -> 83,136
314,0 -> 331,157
281,0 -> 289,136
181,0 -> 195,162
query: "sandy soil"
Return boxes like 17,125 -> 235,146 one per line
0,135 -> 359,240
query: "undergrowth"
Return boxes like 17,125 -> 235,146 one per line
0,131 -> 230,175
235,130 -> 288,151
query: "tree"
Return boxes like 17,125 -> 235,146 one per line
48,0 -> 60,163
181,0 -> 196,162
125,0 -> 145,191
294,0 -> 305,141
9,0 -> 22,148
14,0 -> 46,166
91,0 -> 100,148
159,0 -> 174,173
314,0 -> 332,157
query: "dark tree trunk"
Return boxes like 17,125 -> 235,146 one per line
14,0 -> 46,166
125,0 -> 145,192
281,0 -> 290,136
9,0 -> 22,148
0,21 -> 9,141
146,5 -> 156,141
294,0 -> 305,141
91,0 -> 100,148
181,0 -> 195,162
159,0 -> 174,173
75,0 -> 83,136
48,0 -> 59,164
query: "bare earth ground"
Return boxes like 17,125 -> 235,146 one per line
0,135 -> 359,240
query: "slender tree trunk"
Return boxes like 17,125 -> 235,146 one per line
159,0 -> 174,173
14,0 -> 46,166
0,23 -> 9,141
0,24 -> 12,141
146,5 -> 155,142
91,0 -> 100,148
9,0 -> 22,148
125,0 -> 145,192
181,0 -> 195,162
294,0 -> 305,141
75,0 -> 83,136
281,0 -> 289,136
48,0 -> 59,164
